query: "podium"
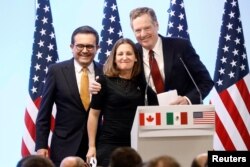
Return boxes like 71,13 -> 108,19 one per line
131,105 -> 215,167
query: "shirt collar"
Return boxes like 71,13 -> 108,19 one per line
74,59 -> 94,74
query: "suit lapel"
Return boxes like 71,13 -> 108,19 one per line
62,59 -> 82,105
161,36 -> 174,91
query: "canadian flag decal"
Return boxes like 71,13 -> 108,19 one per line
139,112 -> 161,126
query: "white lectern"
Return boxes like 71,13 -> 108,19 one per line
131,105 -> 215,167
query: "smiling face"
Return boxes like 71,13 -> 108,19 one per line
115,43 -> 137,77
131,13 -> 159,50
70,33 -> 99,67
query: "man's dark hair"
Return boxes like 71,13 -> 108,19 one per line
71,25 -> 99,45
109,147 -> 142,167
16,155 -> 55,167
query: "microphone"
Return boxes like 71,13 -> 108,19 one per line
144,70 -> 151,106
178,56 -> 203,104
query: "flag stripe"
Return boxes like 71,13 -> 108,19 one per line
215,113 -> 235,150
212,88 -> 247,150
220,88 -> 250,150
139,113 -> 145,126
156,113 -> 161,125
236,77 -> 250,113
180,112 -> 187,124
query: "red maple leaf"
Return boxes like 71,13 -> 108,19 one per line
146,115 -> 154,122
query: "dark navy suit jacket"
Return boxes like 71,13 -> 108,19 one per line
137,35 -> 214,105
35,58 -> 103,164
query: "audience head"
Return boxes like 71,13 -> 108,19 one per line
109,147 -> 143,167
16,155 -> 55,167
146,155 -> 180,167
191,153 -> 208,167
60,156 -> 87,167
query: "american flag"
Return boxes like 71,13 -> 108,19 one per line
211,0 -> 250,150
21,0 -> 58,157
97,0 -> 123,64
193,111 -> 215,124
166,0 -> 190,39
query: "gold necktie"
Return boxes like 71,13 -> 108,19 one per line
80,68 -> 90,110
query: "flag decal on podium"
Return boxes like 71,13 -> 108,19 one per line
166,112 -> 188,125
139,112 -> 161,126
193,111 -> 215,124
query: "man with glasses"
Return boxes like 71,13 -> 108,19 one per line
35,25 -> 103,167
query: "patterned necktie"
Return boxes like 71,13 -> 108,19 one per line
80,68 -> 90,110
149,50 -> 165,93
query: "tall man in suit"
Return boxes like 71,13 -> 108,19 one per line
129,7 -> 213,105
35,26 -> 103,167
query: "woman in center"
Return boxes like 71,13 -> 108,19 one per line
86,38 -> 144,167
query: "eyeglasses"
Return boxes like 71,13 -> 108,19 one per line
75,44 -> 95,51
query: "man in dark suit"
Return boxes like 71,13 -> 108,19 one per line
35,25 -> 103,167
129,7 -> 213,105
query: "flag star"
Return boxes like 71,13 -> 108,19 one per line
108,27 -> 114,34
222,45 -> 229,52
234,38 -> 240,45
216,79 -> 223,86
44,66 -> 48,74
224,34 -> 231,41
31,86 -> 38,94
106,38 -> 113,46
36,52 -> 43,59
102,13 -> 106,19
169,10 -> 175,17
46,55 -> 52,62
177,24 -> 183,31
117,30 -> 123,37
32,75 -> 39,82
226,23 -> 233,30
232,49 -> 239,56
40,28 -> 46,36
49,32 -> 55,39
240,64 -> 245,71
180,2 -> 184,8
38,40 -> 44,47
241,53 -> 246,59
236,26 -> 242,33
36,2 -> 40,9
42,79 -> 46,84
218,68 -> 225,75
105,50 -> 111,57
228,11 -> 235,18
220,56 -> 227,63
228,71 -> 235,78
179,13 -> 184,20
47,43 -> 54,50
109,15 -> 116,22
41,17 -> 48,24
171,0 -> 176,5
103,1 -> 107,7
34,63 -> 41,71
230,60 -> 237,67
44,5 -> 50,13
111,3 -> 117,11
167,33 -> 172,37
231,0 -> 237,7
168,21 -> 174,28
